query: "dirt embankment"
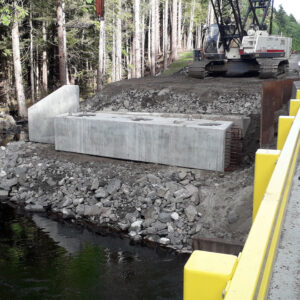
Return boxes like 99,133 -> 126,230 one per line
1,73 -> 266,253
1,141 -> 253,253
83,75 -> 262,116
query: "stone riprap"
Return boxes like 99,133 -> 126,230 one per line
54,112 -> 233,171
28,85 -> 79,144
0,142 -> 253,253
84,87 -> 261,116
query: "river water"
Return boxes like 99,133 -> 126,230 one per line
0,202 -> 187,300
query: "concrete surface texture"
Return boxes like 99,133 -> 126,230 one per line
28,85 -> 79,144
54,112 -> 233,171
267,156 -> 300,300
99,111 -> 250,137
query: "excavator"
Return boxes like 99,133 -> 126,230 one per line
189,0 -> 292,79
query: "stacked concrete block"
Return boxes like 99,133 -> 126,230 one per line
54,112 -> 233,171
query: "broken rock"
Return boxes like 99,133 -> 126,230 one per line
185,205 -> 197,222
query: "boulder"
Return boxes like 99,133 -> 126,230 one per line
0,112 -> 17,132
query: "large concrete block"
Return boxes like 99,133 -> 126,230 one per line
55,112 -> 232,171
29,85 -> 79,143
100,111 -> 250,137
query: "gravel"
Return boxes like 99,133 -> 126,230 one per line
83,87 -> 261,116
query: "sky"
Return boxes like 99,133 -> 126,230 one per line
274,0 -> 300,22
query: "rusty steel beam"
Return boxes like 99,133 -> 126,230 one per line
96,0 -> 105,19
260,78 -> 299,147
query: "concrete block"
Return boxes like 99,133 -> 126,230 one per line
29,85 -> 79,144
291,81 -> 300,99
101,111 -> 250,137
55,112 -> 232,171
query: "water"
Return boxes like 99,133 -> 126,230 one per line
0,203 -> 187,300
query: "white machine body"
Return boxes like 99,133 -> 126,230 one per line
241,30 -> 292,59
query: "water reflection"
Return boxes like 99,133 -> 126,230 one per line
0,203 -> 187,299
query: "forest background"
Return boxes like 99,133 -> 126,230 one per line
0,0 -> 299,117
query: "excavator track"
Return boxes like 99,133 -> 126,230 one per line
188,61 -> 208,79
257,59 -> 288,79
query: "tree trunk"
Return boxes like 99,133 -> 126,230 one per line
97,20 -> 105,91
141,8 -> 145,77
112,29 -> 116,82
62,2 -> 69,84
163,0 -> 169,70
36,45 -> 40,100
196,25 -> 202,48
116,0 -> 122,81
155,0 -> 160,55
42,21 -> 48,94
12,0 -> 27,117
183,31 -> 187,49
57,0 -> 67,85
29,2 -> 35,102
208,0 -> 215,25
177,0 -> 182,51
126,38 -> 131,79
171,0 -> 177,61
148,7 -> 151,69
134,0 -> 141,78
150,0 -> 156,76
187,0 -> 195,50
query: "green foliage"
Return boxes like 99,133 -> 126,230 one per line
162,51 -> 193,76
273,5 -> 300,50
0,1 -> 12,26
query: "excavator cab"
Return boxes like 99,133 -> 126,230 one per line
193,24 -> 219,62
204,24 -> 219,54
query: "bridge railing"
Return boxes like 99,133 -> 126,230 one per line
184,87 -> 300,300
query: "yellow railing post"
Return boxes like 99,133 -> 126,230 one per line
277,116 -> 295,150
184,251 -> 238,300
297,90 -> 300,100
252,149 -> 280,221
289,99 -> 300,116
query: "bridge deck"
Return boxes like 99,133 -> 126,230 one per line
268,154 -> 300,299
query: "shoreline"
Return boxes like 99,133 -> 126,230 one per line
0,141 -> 253,254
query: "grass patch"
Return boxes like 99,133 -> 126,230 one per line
161,51 -> 193,76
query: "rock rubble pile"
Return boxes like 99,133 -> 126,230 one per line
0,142 -> 253,252
84,88 -> 261,116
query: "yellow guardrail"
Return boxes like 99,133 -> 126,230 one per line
184,88 -> 300,300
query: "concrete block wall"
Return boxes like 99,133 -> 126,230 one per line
28,85 -> 79,144
54,112 -> 233,171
